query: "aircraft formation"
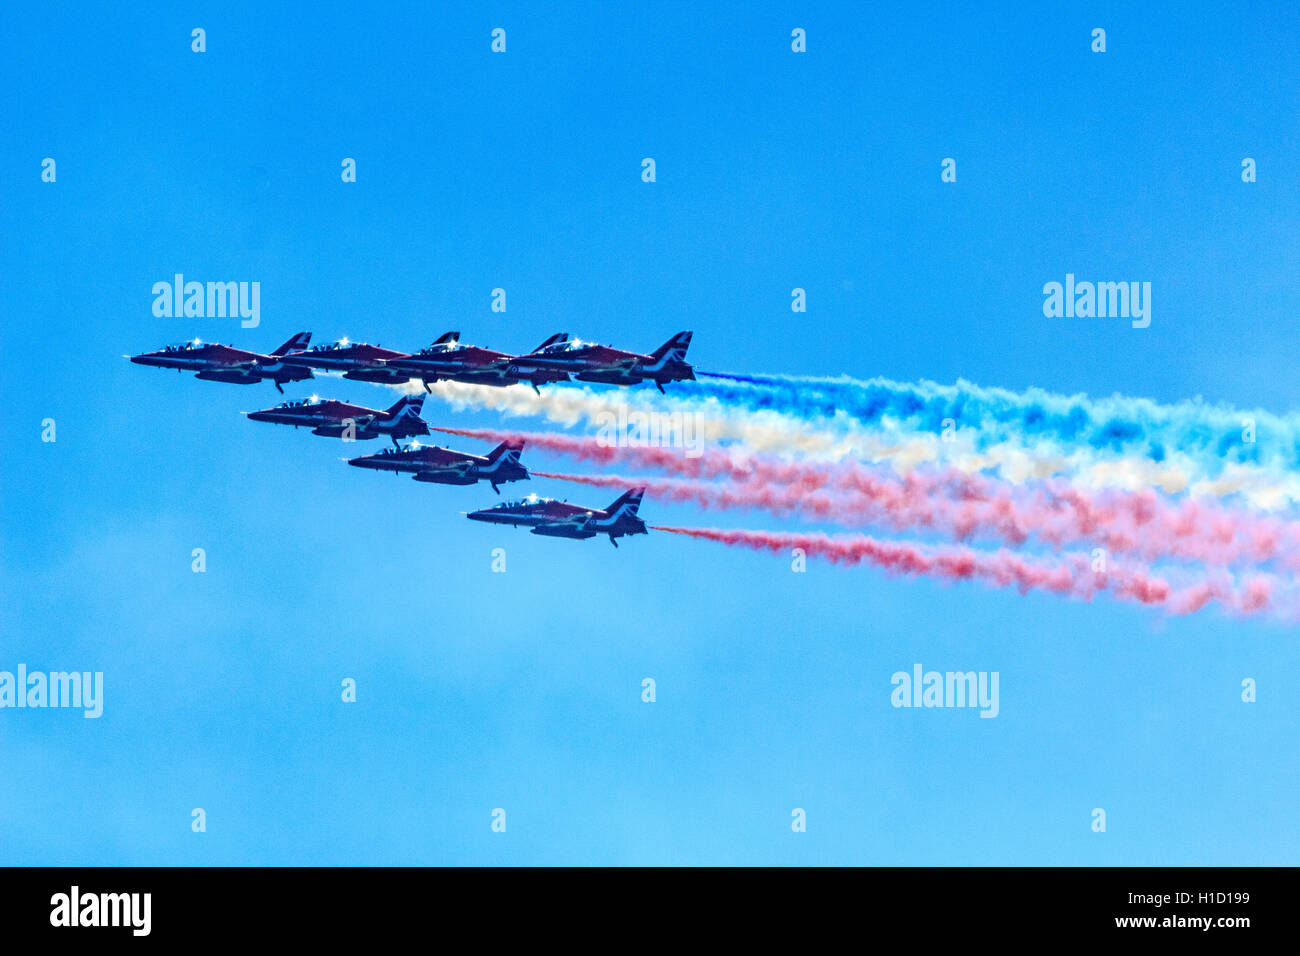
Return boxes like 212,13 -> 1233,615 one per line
128,329 -> 692,546
132,329 -> 693,393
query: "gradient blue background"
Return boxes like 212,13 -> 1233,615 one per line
2,1 -> 1297,865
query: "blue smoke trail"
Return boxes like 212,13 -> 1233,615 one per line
691,371 -> 1300,474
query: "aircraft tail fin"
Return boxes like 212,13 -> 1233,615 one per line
431,331 -> 459,346
650,331 -> 692,362
383,394 -> 425,420
532,332 -> 569,352
271,331 -> 312,355
485,440 -> 525,464
605,487 -> 645,517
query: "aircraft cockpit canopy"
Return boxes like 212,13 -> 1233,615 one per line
545,338 -> 590,353
492,494 -> 545,510
163,339 -> 208,352
312,337 -> 355,351
420,341 -> 460,355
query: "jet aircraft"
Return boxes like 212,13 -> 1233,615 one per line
466,487 -> 648,546
508,331 -> 694,391
347,439 -> 528,492
245,394 -> 428,445
281,337 -> 413,385
129,332 -> 314,392
384,332 -> 572,393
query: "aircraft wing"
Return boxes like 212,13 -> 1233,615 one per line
467,358 -> 515,379
418,456 -> 474,477
584,357 -> 640,375
401,359 -> 456,375
531,517 -> 596,539
206,345 -> 263,368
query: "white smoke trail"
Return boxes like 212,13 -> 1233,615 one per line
388,380 -> 1300,510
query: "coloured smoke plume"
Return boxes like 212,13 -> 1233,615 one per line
417,382 -> 1046,475
694,372 -> 1300,478
414,380 -> 923,462
433,425 -> 1188,509
532,471 -> 830,520
409,381 -> 1300,507
647,526 -> 1287,620
502,427 -> 1300,570
691,372 -> 1300,508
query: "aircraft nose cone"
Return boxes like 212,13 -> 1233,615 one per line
466,510 -> 489,522
347,454 -> 399,470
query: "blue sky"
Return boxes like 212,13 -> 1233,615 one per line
2,1 -> 1297,865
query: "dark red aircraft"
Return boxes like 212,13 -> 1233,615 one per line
347,439 -> 528,493
245,394 -> 428,446
129,332 -> 314,392
280,337 -> 412,385
467,487 -> 648,546
508,331 -> 694,391
384,332 -> 571,393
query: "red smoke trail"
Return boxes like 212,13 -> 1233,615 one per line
530,471 -> 838,519
647,526 -> 1284,619
431,425 -> 733,476
443,426 -> 1300,568
531,467 -> 1300,572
